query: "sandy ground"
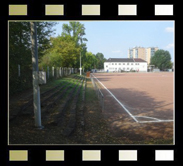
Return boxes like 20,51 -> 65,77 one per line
91,72 -> 174,143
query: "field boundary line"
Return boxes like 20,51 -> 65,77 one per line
91,74 -> 138,123
91,73 -> 174,124
138,120 -> 174,123
134,115 -> 174,123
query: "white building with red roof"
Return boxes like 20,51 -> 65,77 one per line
104,58 -> 147,72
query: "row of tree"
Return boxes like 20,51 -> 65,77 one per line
39,22 -> 106,71
9,21 -> 106,95
9,22 -> 58,95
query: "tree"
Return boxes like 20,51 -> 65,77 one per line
150,49 -> 172,70
95,53 -> 106,69
9,22 -> 57,70
62,22 -> 88,46
36,22 -> 58,57
83,52 -> 97,71
39,35 -> 80,69
62,22 -> 88,70
9,21 -> 57,95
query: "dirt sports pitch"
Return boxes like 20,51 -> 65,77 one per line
91,72 -> 174,144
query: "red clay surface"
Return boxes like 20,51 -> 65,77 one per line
91,72 -> 174,143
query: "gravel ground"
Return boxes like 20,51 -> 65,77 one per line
8,76 -> 173,145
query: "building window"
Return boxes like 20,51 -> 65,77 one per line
151,48 -> 155,57
127,63 -> 129,65
135,63 -> 137,65
135,49 -> 138,58
115,63 -> 117,65
131,63 -> 133,65
123,63 -> 125,65
129,49 -> 133,58
119,63 -> 121,65
106,66 -> 108,68
112,63 -> 114,65
127,68 -> 129,70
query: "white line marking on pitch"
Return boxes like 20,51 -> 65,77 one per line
134,116 -> 161,121
91,74 -> 138,123
91,74 -> 173,124
138,120 -> 174,123
134,115 -> 174,123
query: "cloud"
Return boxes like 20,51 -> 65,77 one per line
165,27 -> 174,33
165,43 -> 174,49
112,50 -> 121,53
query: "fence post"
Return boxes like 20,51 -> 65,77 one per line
47,66 -> 49,79
52,66 -> 54,77
18,64 -> 20,77
57,68 -> 58,78
102,95 -> 104,112
59,67 -> 61,77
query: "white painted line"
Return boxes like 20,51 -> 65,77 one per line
134,116 -> 173,123
134,116 -> 162,121
91,74 -> 173,124
138,120 -> 174,123
91,74 -> 138,123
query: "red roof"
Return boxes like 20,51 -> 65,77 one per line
133,58 -> 147,62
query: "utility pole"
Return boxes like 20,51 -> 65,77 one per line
80,51 -> 82,75
30,22 -> 43,129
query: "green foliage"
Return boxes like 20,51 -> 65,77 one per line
62,22 -> 88,46
39,35 -> 81,69
40,21 -> 89,71
36,22 -> 57,57
95,53 -> 106,69
150,49 -> 172,70
9,21 -> 107,95
40,22 -> 107,72
61,22 -> 88,69
82,52 -> 97,71
9,21 -> 57,95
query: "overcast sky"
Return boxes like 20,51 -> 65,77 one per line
53,21 -> 174,62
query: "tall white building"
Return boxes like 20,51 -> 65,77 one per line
128,47 -> 158,64
104,58 -> 147,72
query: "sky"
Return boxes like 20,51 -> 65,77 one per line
52,21 -> 174,62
